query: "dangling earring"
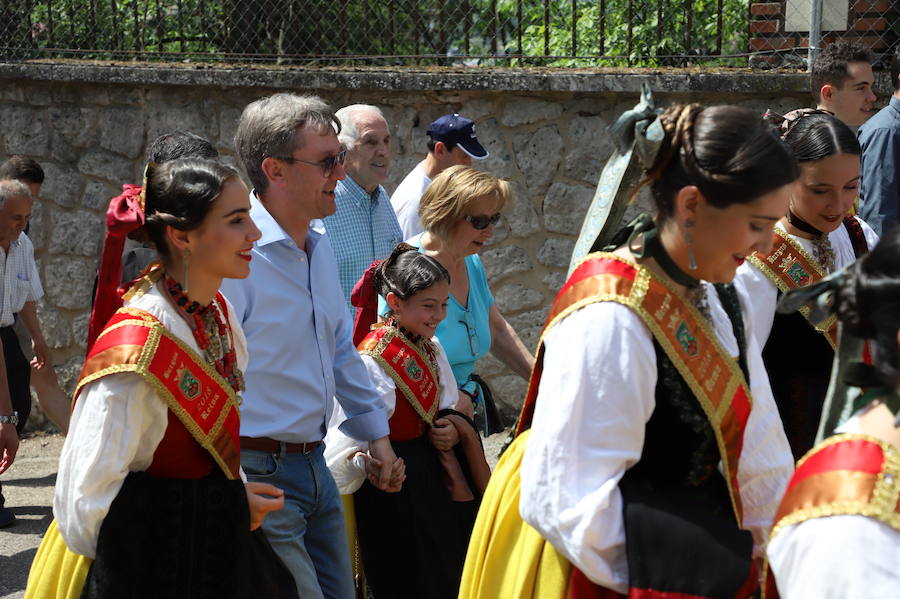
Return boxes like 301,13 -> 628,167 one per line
182,249 -> 191,294
684,220 -> 698,270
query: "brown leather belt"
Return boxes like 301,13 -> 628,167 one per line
240,436 -> 322,455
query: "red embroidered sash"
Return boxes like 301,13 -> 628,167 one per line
358,325 -> 440,428
75,306 -> 242,480
515,252 -> 753,524
747,228 -> 837,349
763,434 -> 900,598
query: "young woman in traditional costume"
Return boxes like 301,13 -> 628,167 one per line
25,159 -> 296,599
329,243 -> 489,599
459,104 -> 798,599
737,111 -> 879,459
767,228 -> 900,597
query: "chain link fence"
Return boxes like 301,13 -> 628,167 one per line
0,0 -> 895,68
750,0 -> 899,68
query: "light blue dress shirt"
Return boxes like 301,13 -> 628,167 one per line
378,233 -> 494,395
221,193 -> 389,443
859,96 -> 900,236
322,176 -> 403,314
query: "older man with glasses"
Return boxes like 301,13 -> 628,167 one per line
323,104 -> 403,314
221,93 -> 402,599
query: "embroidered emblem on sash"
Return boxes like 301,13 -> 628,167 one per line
178,367 -> 201,400
676,321 -> 699,357
784,260 -> 811,286
404,356 -> 423,382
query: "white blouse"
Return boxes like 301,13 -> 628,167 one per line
54,284 -> 249,559
767,416 -> 900,598
736,217 -> 879,350
519,281 -> 794,593
324,335 -> 458,495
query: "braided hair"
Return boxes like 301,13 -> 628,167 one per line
834,228 -> 900,390
375,243 -> 450,309
643,104 -> 799,219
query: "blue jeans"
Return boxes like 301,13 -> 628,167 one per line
241,445 -> 354,599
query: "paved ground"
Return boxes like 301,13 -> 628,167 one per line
0,434 -> 63,599
0,430 -> 509,598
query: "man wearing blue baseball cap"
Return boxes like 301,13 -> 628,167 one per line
391,113 -> 489,239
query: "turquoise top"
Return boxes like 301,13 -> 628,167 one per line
378,234 -> 494,393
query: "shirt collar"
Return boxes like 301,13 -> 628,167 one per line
889,96 -> 900,113
339,175 -> 384,205
249,191 -> 323,253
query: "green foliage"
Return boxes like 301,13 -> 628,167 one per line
16,0 -> 747,66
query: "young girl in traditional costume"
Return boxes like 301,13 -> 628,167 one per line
26,159 -> 296,599
767,228 -> 900,597
329,243 -> 489,599
460,104 -> 798,599
737,110 -> 879,459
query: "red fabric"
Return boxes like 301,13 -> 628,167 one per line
788,438 -> 884,491
388,388 -> 427,441
568,568 -> 626,598
146,410 -> 215,479
561,254 -> 636,297
86,184 -> 144,352
351,259 -> 382,347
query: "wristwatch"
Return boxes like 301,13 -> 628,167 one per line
0,412 -> 18,426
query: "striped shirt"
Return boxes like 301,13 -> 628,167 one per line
323,176 -> 403,314
0,233 -> 43,327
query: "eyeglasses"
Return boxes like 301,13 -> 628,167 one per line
458,315 -> 480,357
463,213 -> 501,230
274,150 -> 346,177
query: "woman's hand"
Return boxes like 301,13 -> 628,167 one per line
244,481 -> 285,531
429,418 -> 460,451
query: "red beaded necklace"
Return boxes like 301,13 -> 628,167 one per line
165,277 -> 245,394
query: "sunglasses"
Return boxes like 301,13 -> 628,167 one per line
463,213 -> 501,230
275,149 -> 347,177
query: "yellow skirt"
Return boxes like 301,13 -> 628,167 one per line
458,430 -> 572,599
342,494 -> 367,598
24,519 -> 92,599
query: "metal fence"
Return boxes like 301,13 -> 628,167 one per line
0,0 -> 896,68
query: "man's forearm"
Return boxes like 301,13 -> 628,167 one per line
19,301 -> 46,345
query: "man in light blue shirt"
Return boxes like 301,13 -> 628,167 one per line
221,93 -> 400,599
322,105 -> 403,313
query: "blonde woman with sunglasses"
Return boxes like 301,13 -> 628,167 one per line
379,166 -> 533,433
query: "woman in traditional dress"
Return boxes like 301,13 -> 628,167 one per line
375,166 -> 533,434
737,110 -> 879,459
460,104 -> 798,599
26,158 -> 296,599
330,243 -> 489,599
767,228 -> 900,597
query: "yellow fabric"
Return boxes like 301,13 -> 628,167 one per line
24,520 -> 91,599
342,494 -> 366,597
458,431 -> 571,599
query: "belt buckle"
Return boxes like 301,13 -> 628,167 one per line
301,442 -> 315,454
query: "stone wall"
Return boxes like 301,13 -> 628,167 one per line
2,62 -> 881,428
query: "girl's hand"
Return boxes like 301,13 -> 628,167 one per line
358,451 -> 406,492
244,481 -> 285,530
429,418 -> 460,451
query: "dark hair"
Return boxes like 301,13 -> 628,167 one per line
835,227 -> 900,390
148,131 -> 219,164
811,42 -> 874,103
141,158 -> 239,259
426,138 -> 457,154
774,111 -> 861,161
0,156 -> 44,185
375,243 -> 450,305
644,104 -> 799,219
891,45 -> 900,92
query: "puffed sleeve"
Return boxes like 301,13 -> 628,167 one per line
768,515 -> 900,598
432,337 -> 458,410
53,373 -> 169,558
519,302 -> 657,593
733,261 -> 778,350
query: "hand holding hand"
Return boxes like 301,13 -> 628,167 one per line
369,436 -> 404,493
356,451 -> 405,492
429,418 -> 460,451
244,481 -> 285,530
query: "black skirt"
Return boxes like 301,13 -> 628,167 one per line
354,435 -> 478,599
80,471 -> 297,599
